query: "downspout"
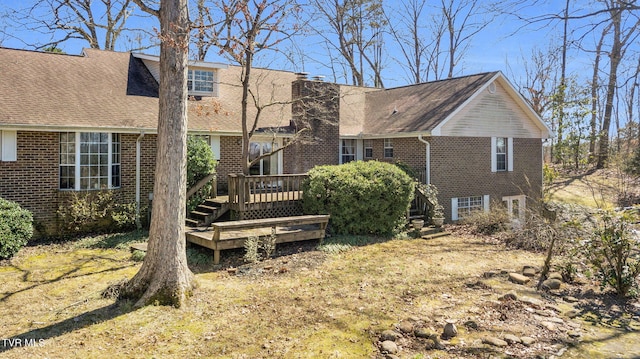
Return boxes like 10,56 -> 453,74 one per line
417,134 -> 430,184
135,132 -> 145,229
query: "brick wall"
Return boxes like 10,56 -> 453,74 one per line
429,136 -> 542,222
0,131 -> 159,237
363,137 -> 427,170
0,131 -> 59,236
216,135 -> 244,192
285,79 -> 340,173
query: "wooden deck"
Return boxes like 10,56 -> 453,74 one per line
186,215 -> 329,263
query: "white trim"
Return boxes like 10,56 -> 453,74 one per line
507,137 -> 514,172
133,52 -> 228,69
491,137 -> 497,172
355,139 -> 364,161
210,135 -> 221,160
1,130 -> 18,162
417,135 -> 430,184
502,194 -> 526,220
483,195 -> 490,212
451,197 -> 459,221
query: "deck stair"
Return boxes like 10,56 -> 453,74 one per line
186,197 -> 229,227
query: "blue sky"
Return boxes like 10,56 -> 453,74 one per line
0,0 -> 630,90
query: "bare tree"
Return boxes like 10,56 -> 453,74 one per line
1,0 -> 154,51
120,0 -> 194,308
311,0 -> 386,87
596,0 -> 640,169
439,0 -> 492,79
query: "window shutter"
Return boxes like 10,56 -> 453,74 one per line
507,137 -> 514,171
490,137 -> 497,172
451,197 -> 458,221
1,130 -> 17,162
210,135 -> 221,160
483,195 -> 490,212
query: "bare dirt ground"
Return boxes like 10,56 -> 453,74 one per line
1,227 -> 639,358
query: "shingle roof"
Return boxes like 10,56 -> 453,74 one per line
0,47 -> 159,131
363,72 -> 499,135
0,47 -> 296,134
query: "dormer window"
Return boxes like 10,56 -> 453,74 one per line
188,69 -> 216,96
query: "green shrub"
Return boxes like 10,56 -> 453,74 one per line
57,191 -> 139,236
0,198 -> 34,259
302,161 -> 414,235
187,136 -> 217,212
584,212 -> 640,297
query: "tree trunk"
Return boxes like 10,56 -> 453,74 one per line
121,0 -> 194,308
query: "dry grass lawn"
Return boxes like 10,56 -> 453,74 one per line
2,229 -> 639,358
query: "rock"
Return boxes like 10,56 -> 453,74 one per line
380,330 -> 401,342
542,278 -> 562,290
545,304 -> 562,313
442,322 -> 458,339
385,355 -> 400,359
548,272 -> 563,280
564,296 -> 579,303
463,320 -> 479,330
540,321 -> 557,331
483,270 -> 499,278
520,336 -> 536,346
509,272 -> 531,284
523,266 -> 537,277
503,334 -> 521,344
380,340 -> 398,354
565,309 -> 579,319
520,296 -> 543,308
568,331 -> 582,338
499,291 -> 518,301
414,327 -> 431,338
425,335 -> 446,350
397,321 -> 414,334
482,337 -> 508,347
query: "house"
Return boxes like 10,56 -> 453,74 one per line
0,47 -> 551,237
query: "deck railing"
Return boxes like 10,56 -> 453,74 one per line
186,173 -> 217,214
228,173 -> 308,212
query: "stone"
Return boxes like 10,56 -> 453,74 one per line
482,337 -> 508,347
380,340 -> 398,354
520,336 -> 536,346
564,296 -> 579,303
414,327 -> 431,339
380,330 -> 401,342
542,278 -> 562,290
442,322 -> 458,339
385,355 -> 400,359
545,304 -> 562,313
568,331 -> 582,338
503,334 -> 521,344
520,296 -> 543,308
565,310 -> 579,319
499,291 -> 518,301
509,272 -> 531,284
548,272 -> 563,280
523,266 -> 537,277
540,321 -> 557,331
397,321 -> 414,334
483,270 -> 499,278
463,320 -> 479,330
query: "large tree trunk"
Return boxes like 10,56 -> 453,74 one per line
121,0 -> 194,308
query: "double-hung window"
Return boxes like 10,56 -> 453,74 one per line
363,139 -> 373,158
451,195 -> 490,220
491,137 -> 513,172
384,138 -> 393,158
59,132 -> 121,190
187,69 -> 215,95
341,139 -> 356,163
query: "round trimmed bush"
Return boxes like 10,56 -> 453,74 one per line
302,161 -> 415,235
0,198 -> 34,259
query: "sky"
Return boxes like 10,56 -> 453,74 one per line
0,0 -> 633,90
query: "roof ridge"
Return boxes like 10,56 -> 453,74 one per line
383,71 -> 499,91
0,46 -> 83,57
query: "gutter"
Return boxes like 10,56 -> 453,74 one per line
136,132 -> 145,229
417,134 -> 430,184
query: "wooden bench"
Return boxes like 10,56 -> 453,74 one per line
186,214 -> 330,264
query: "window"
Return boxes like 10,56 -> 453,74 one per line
341,139 -> 356,163
496,137 -> 507,171
0,130 -> 17,162
503,195 -> 526,221
187,69 -> 215,95
451,195 -> 490,220
249,141 -> 279,176
384,138 -> 393,158
364,139 -> 373,158
491,137 -> 513,172
59,132 -> 121,190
